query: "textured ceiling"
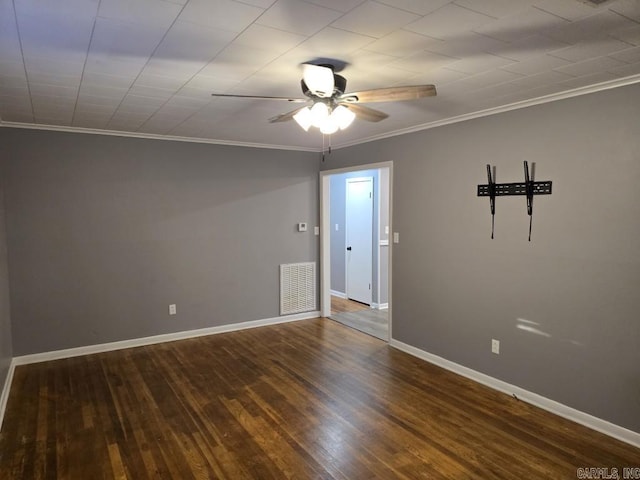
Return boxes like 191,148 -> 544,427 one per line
1,0 -> 640,150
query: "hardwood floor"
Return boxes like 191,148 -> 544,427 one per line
330,295 -> 370,314
1,318 -> 639,479
331,295 -> 389,340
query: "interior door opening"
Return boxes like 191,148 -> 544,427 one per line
320,164 -> 392,342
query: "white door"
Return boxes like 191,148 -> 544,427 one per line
346,177 -> 373,305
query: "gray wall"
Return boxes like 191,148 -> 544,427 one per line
2,128 -> 319,356
321,83 -> 640,433
0,167 -> 12,390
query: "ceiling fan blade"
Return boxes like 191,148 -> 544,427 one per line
340,85 -> 436,103
211,93 -> 307,103
343,104 -> 389,122
302,64 -> 335,98
268,107 -> 307,123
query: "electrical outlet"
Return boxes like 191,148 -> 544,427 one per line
314,226 -> 320,235
169,304 -> 177,315
491,339 -> 500,354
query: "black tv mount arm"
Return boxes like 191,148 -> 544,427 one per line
477,161 -> 552,241
486,164 -> 496,239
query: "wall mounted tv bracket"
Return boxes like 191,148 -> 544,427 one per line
477,161 -> 552,241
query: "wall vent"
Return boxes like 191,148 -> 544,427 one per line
280,262 -> 316,315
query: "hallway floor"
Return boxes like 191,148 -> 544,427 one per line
330,296 -> 388,341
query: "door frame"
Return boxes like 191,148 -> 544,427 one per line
320,161 -> 393,342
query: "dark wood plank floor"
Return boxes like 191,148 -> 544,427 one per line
330,295 -> 370,314
1,318 -> 639,479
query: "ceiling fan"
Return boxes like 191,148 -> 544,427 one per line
210,63 -> 437,134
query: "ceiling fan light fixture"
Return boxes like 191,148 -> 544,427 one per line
216,63 -> 437,136
293,107 -> 313,131
332,105 -> 356,130
294,102 -> 355,134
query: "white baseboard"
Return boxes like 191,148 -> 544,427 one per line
370,302 -> 389,310
12,311 -> 320,366
330,290 -> 347,299
390,339 -> 640,449
0,359 -> 16,431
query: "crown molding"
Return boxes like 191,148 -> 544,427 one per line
331,73 -> 640,151
2,74 -> 639,153
0,121 -> 320,153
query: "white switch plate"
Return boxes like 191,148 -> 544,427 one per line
298,222 -> 307,232
335,223 -> 339,231
169,304 -> 177,315
314,226 -> 319,235
385,226 -> 389,235
492,339 -> 500,354
393,232 -> 399,244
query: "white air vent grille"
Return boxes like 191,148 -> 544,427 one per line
280,262 -> 316,315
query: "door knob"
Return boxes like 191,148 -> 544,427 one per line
346,246 -> 352,251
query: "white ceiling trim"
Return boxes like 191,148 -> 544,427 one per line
2,73 -> 640,154
0,121 -> 319,153
331,73 -> 640,150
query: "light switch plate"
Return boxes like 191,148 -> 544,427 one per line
298,222 -> 307,232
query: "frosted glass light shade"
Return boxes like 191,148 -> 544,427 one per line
310,102 -> 329,127
302,64 -> 334,98
293,102 -> 356,134
293,107 -> 313,131
332,105 -> 356,130
319,116 -> 339,134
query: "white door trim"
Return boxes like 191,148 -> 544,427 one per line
319,161 -> 393,342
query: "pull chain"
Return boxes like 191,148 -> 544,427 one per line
321,134 -> 332,162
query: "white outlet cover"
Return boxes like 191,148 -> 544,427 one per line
298,222 -> 307,232
393,232 -> 399,244
491,339 -> 500,354
169,304 -> 177,315
314,226 -> 320,235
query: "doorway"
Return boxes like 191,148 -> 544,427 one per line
319,162 -> 392,342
